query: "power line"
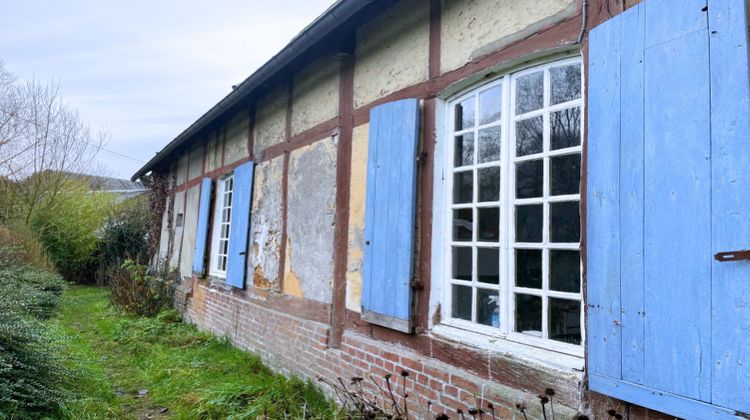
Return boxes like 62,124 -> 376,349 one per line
1,110 -> 147,164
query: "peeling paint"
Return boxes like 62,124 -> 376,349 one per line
283,239 -> 303,297
253,265 -> 272,289
287,137 -> 337,304
249,157 -> 284,288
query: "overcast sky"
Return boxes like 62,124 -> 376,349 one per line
1,0 -> 336,179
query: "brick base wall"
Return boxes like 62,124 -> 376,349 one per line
180,279 -> 676,420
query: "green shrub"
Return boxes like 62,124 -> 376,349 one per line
93,195 -> 150,285
109,259 -> 178,317
0,264 -> 70,418
0,223 -> 54,271
29,181 -> 112,283
0,266 -> 66,320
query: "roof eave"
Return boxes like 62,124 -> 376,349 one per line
131,0 -> 380,182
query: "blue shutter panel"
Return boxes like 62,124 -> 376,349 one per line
588,0 -> 750,418
708,0 -> 750,412
361,98 -> 420,333
226,161 -> 255,288
192,177 -> 213,275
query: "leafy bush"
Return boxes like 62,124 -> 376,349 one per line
0,264 -> 70,418
109,259 -> 178,317
0,223 -> 54,271
29,181 -> 112,283
93,195 -> 150,285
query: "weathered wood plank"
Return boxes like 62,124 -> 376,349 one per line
708,0 -> 750,412
586,14 -> 623,379
643,1 -> 711,400
619,2 -> 646,386
226,161 -> 254,288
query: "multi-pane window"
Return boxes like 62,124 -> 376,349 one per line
444,58 -> 582,352
210,175 -> 234,276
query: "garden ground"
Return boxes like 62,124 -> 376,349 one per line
52,286 -> 340,419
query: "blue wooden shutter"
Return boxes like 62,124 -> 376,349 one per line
226,161 -> 255,288
361,98 -> 420,333
587,0 -> 750,418
192,177 -> 213,275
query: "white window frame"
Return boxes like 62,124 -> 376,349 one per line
434,56 -> 584,357
209,174 -> 234,278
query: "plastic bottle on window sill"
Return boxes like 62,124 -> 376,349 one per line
489,295 -> 500,328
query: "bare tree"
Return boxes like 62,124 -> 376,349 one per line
0,62 -> 106,224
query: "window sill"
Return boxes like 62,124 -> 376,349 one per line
430,323 -> 584,373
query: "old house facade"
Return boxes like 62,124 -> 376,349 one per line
132,0 -> 750,418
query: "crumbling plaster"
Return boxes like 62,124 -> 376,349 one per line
205,131 -> 222,173
169,190 -> 186,269
353,0 -> 430,108
249,156 -> 284,289
292,58 -> 340,136
175,153 -> 189,185
158,195 -> 171,262
188,144 -> 203,180
440,0 -> 578,73
179,185 -> 200,278
346,123 -> 369,312
254,85 -> 287,157
224,112 -> 250,164
285,137 -> 337,304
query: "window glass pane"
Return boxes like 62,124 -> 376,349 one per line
550,154 -> 581,196
515,294 -> 542,336
478,126 -> 501,163
478,167 -> 500,202
454,133 -> 475,167
453,171 -> 473,204
515,160 -> 543,199
515,116 -> 543,156
550,201 -> 580,243
479,86 -> 502,125
550,250 -> 581,293
550,64 -> 581,105
452,247 -> 472,281
515,249 -> 542,289
452,285 -> 472,321
550,107 -> 581,150
455,97 -> 475,131
477,247 -> 499,284
452,209 -> 473,241
549,298 -> 581,344
515,204 -> 542,243
515,71 -> 544,114
477,207 -> 499,242
477,288 -> 500,327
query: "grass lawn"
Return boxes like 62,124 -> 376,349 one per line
52,286 -> 340,419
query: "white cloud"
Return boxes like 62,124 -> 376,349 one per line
0,0 -> 337,178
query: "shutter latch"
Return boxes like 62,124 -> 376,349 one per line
715,250 -> 750,262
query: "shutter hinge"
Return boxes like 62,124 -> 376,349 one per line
410,280 -> 423,290
416,152 -> 428,164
